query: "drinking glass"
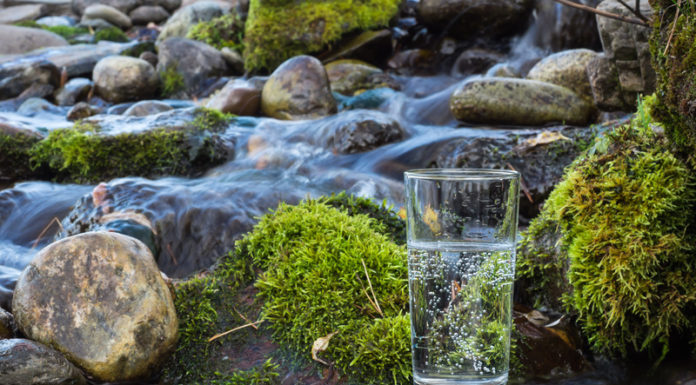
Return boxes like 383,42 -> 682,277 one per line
404,169 -> 520,385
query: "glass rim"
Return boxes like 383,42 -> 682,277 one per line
404,168 -> 520,181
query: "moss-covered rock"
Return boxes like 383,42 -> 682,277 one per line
187,13 -> 245,51
650,1 -> 696,164
29,108 -> 235,183
0,125 -> 43,184
243,0 -> 401,73
516,106 -> 696,360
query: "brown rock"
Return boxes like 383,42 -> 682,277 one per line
206,79 -> 261,116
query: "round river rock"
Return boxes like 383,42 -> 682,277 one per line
12,231 -> 178,382
93,56 -> 159,103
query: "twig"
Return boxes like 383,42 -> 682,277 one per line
664,0 -> 682,56
234,307 -> 258,329
208,320 -> 264,342
551,0 -> 650,26
166,243 -> 178,266
360,259 -> 383,317
506,163 -> 534,203
31,217 -> 64,249
616,0 -> 649,22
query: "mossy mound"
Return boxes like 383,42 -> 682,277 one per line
93,26 -> 129,43
187,13 -> 245,51
243,0 -> 401,73
249,199 -> 411,383
29,108 -> 234,183
0,131 -> 42,183
517,108 -> 696,360
650,1 -> 696,164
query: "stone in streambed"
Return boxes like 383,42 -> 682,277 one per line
527,49 -> 599,105
325,59 -> 399,96
261,55 -> 336,120
0,26 -> 68,56
156,1 -> 226,42
0,59 -> 60,101
66,102 -> 102,121
0,339 -> 87,385
450,78 -> 594,126
206,78 -> 261,116
123,100 -> 174,116
157,37 -> 228,97
318,110 -> 404,154
93,56 -> 159,103
72,0 -> 139,16
82,4 -> 132,29
55,78 -> 93,107
0,307 -> 16,338
129,5 -> 170,25
0,5 -> 46,25
12,232 -> 178,382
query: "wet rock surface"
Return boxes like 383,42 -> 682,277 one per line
0,339 -> 87,385
156,37 -> 229,97
12,232 -> 178,382
55,78 -> 93,107
450,78 -> 595,126
93,56 -> 159,103
0,59 -> 60,101
526,48 -> 599,104
206,78 -> 261,116
0,307 -> 15,338
261,55 -> 337,120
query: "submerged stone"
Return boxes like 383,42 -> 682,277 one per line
12,232 -> 178,382
261,55 -> 336,120
0,339 -> 87,385
450,78 -> 595,126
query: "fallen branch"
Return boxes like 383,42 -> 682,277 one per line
664,0 -> 683,56
208,320 -> 264,342
32,217 -> 64,249
506,163 -> 534,204
551,0 -> 650,27
234,308 -> 258,329
616,0 -> 649,22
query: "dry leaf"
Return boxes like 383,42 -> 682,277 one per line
524,309 -> 550,327
515,131 -> 571,153
312,331 -> 338,366
423,204 -> 441,235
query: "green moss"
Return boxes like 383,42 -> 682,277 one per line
243,0 -> 401,72
192,107 -> 235,132
187,13 -> 245,51
517,109 -> 696,360
93,26 -> 129,43
28,115 -> 230,183
650,2 -> 696,164
0,132 -> 42,182
160,66 -> 185,97
249,199 -> 411,383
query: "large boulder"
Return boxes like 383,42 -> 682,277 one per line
450,78 -> 595,126
261,55 -> 336,120
93,56 -> 160,103
156,1 -> 226,42
527,49 -> 599,105
0,25 -> 68,56
156,37 -> 228,97
0,339 -> 87,385
12,232 -> 178,382
243,0 -> 401,72
82,4 -> 132,29
417,0 -> 533,40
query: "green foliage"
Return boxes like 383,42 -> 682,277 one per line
14,20 -> 89,44
192,107 -> 235,132
28,114 -> 229,183
650,1 -> 696,164
93,26 -> 129,42
243,0 -> 401,72
319,191 -> 406,245
248,199 -> 411,383
161,244 -> 262,384
517,112 -> 696,360
187,13 -> 245,51
160,66 -> 185,97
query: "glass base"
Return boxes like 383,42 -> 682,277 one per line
413,373 -> 508,385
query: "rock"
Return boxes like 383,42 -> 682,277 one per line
156,1 -> 226,42
156,37 -> 228,97
0,4 -> 46,25
418,0 -> 533,39
387,49 -> 436,74
129,5 -> 170,24
0,119 -> 44,184
55,78 -> 93,106
325,59 -> 397,96
450,78 -> 595,126
451,48 -> 506,77
17,98 -> 63,117
0,59 -> 60,101
220,47 -> 244,74
71,0 -> 139,16
36,16 -> 76,28
0,307 -> 15,338
261,55 -> 337,120
0,339 -> 87,385
93,56 -> 160,103
139,51 -> 158,67
321,29 -> 393,66
123,100 -> 173,116
0,25 -> 68,56
317,110 -> 405,154
527,49 -> 599,104
156,0 -> 182,12
82,4 -> 132,29
66,102 -> 102,121
79,17 -> 116,30
587,53 -> 631,111
206,79 -> 261,116
12,232 -> 178,382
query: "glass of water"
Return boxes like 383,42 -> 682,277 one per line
404,169 -> 520,385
